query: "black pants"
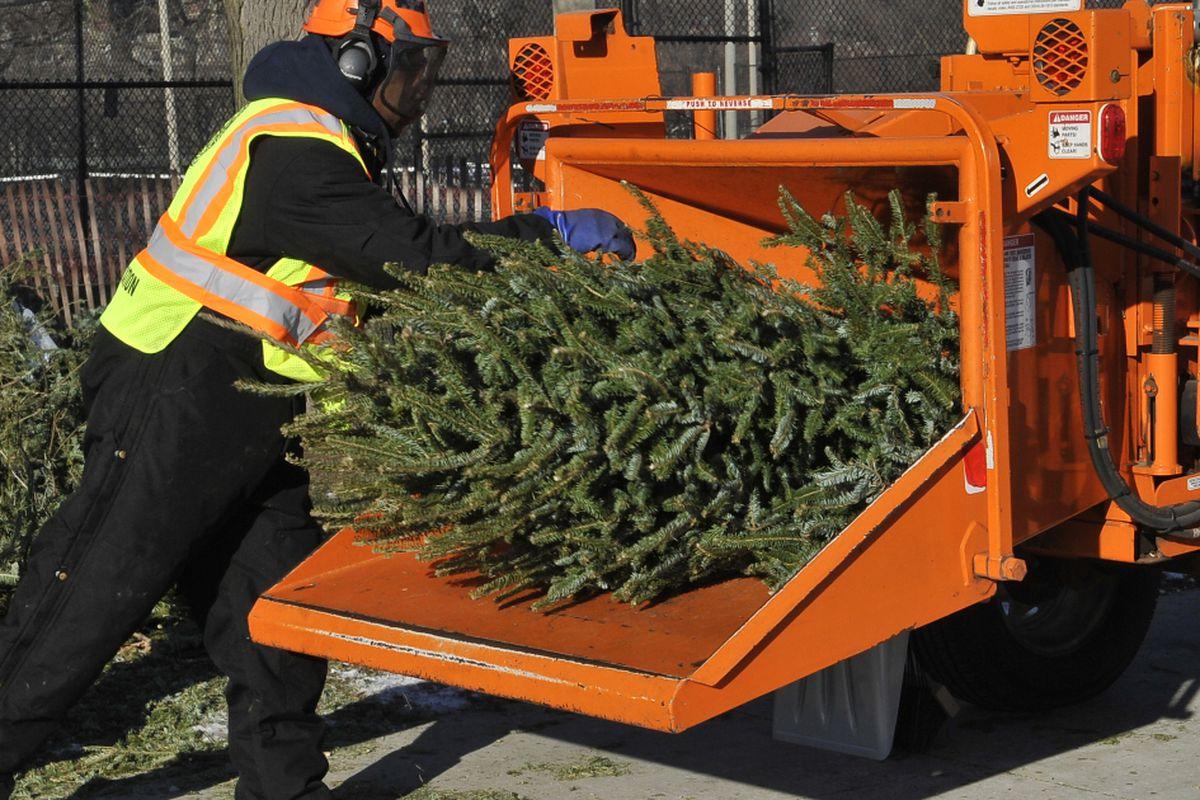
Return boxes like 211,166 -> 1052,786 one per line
0,317 -> 330,800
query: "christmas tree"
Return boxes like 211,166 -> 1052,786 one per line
0,264 -> 89,584
279,188 -> 960,608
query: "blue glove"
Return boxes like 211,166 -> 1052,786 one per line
533,207 -> 636,261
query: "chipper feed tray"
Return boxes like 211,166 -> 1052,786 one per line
251,412 -> 989,731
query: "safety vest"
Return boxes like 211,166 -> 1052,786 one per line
101,97 -> 367,382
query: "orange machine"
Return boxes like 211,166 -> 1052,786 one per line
250,0 -> 1200,754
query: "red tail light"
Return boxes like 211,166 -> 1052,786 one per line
1098,103 -> 1127,163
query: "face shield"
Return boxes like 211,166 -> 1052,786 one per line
372,15 -> 448,133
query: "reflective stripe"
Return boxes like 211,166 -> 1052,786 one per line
300,266 -> 338,298
191,121 -> 347,244
141,223 -> 326,345
179,105 -> 343,238
298,265 -> 356,316
302,279 -> 334,294
306,292 -> 357,318
162,215 -> 328,329
138,248 -> 291,345
307,327 -> 335,344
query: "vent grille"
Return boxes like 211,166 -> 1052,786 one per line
1033,18 -> 1088,96
512,43 -> 554,101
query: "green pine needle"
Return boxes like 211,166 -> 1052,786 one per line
274,186 -> 961,609
0,263 -> 91,581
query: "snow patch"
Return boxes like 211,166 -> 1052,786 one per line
193,715 -> 228,744
333,665 -> 474,713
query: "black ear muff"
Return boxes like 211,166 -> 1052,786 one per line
336,0 -> 381,94
337,37 -> 376,91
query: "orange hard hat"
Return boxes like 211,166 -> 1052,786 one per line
303,0 -> 441,43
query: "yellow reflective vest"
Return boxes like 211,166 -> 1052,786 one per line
101,97 -> 366,382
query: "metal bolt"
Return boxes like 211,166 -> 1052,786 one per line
55,570 -> 68,582
114,449 -> 127,460
998,557 -> 1027,581
1111,69 -> 1121,83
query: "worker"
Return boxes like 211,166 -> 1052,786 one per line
0,0 -> 634,797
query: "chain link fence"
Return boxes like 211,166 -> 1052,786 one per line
777,0 -> 1130,94
0,0 -> 233,177
0,0 -> 233,320
771,0 -> 963,93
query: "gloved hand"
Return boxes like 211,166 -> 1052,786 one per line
533,207 -> 636,261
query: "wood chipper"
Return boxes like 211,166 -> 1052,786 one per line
249,0 -> 1200,758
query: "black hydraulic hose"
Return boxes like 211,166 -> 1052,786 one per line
1045,207 -> 1200,281
1036,190 -> 1200,537
1088,186 -> 1200,264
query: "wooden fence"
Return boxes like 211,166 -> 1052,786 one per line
1,169 -> 489,324
1,176 -> 175,326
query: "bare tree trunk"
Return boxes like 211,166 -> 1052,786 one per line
224,0 -> 310,105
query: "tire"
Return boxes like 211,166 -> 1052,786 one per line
912,558 -> 1160,712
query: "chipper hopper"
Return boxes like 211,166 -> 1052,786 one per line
250,0 -> 1200,755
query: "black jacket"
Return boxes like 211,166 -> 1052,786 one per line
227,36 -> 553,288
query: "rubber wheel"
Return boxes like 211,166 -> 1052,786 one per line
912,558 -> 1160,712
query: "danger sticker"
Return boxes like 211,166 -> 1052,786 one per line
518,119 -> 550,161
1004,234 -> 1037,351
968,0 -> 1080,15
1049,110 -> 1093,159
